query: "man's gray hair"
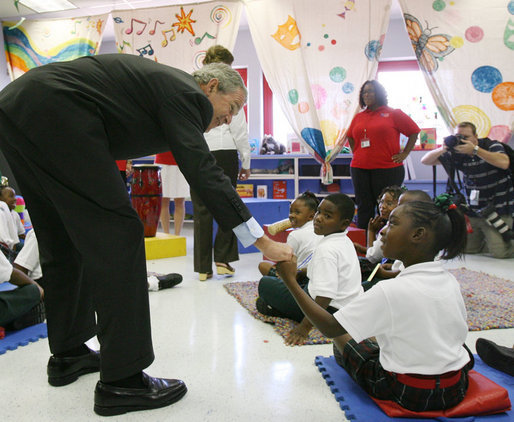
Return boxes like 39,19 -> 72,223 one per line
192,63 -> 247,98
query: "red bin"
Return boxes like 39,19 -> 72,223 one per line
131,164 -> 162,237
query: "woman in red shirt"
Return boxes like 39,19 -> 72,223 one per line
347,80 -> 420,229
154,152 -> 189,235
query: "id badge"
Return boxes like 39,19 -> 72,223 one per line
470,189 -> 480,206
360,137 -> 370,148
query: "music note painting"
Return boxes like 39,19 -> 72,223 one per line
136,44 -> 154,56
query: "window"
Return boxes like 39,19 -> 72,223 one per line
263,60 -> 452,149
377,60 -> 450,144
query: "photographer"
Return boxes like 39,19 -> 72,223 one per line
421,122 -> 513,259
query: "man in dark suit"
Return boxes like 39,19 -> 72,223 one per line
0,54 -> 291,416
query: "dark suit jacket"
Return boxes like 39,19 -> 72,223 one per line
0,54 -> 251,231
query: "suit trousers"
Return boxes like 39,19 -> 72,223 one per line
190,150 -> 239,273
0,111 -> 154,382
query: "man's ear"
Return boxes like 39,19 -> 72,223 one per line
206,78 -> 219,93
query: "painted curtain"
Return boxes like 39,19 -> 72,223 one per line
398,0 -> 514,142
111,1 -> 242,72
2,15 -> 107,80
245,0 -> 391,182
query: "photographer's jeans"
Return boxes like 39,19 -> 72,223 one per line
466,215 -> 514,259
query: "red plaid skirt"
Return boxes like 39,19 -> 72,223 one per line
333,339 -> 473,412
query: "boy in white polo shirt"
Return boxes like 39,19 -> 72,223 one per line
263,193 -> 362,346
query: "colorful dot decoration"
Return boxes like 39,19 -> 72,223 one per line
329,66 -> 346,83
298,102 -> 309,113
311,84 -> 327,109
492,82 -> 514,111
288,89 -> 298,105
364,40 -> 381,61
508,1 -> 514,15
450,36 -> 464,48
471,66 -> 503,93
432,0 -> 446,12
452,105 -> 491,138
488,125 -> 511,143
342,82 -> 354,94
465,26 -> 484,43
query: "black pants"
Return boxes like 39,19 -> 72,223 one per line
0,111 -> 153,382
0,284 -> 41,326
351,166 -> 405,229
190,150 -> 239,273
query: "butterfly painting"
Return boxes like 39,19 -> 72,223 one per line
404,13 -> 454,74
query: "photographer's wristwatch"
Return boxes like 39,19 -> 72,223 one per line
473,145 -> 479,155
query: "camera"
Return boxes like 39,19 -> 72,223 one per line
479,203 -> 514,242
444,134 -> 467,151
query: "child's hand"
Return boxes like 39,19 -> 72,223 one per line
276,256 -> 298,284
285,325 -> 310,346
368,215 -> 386,233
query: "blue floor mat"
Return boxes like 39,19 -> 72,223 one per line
315,355 -> 513,421
0,323 -> 48,355
0,281 -> 16,292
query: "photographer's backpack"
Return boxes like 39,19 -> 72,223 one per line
480,138 -> 514,182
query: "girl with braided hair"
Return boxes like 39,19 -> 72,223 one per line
276,194 -> 473,412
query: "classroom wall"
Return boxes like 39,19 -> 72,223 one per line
0,13 -> 443,183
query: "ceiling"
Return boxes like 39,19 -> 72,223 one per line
0,0 -> 403,38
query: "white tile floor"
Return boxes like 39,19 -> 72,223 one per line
1,224 -> 513,422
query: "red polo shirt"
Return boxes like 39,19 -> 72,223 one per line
154,151 -> 177,165
347,106 -> 420,169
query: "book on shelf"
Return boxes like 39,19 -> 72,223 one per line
272,181 -> 287,199
256,185 -> 268,199
237,184 -> 254,198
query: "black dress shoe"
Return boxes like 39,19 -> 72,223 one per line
47,348 -> 100,386
94,373 -> 187,416
476,338 -> 514,376
156,273 -> 183,290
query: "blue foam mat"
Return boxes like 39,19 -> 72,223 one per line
315,355 -> 513,421
0,281 -> 16,292
0,323 -> 48,355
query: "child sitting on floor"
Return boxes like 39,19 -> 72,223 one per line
0,186 -> 25,240
276,195 -> 472,412
258,191 -> 321,278
373,190 -> 432,283
258,193 -> 362,346
0,187 -> 24,261
354,186 -> 404,279
0,245 -> 45,331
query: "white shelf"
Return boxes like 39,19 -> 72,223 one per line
249,174 -> 295,179
298,176 -> 351,180
245,155 -> 353,198
317,193 -> 355,198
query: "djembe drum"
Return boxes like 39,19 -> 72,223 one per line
267,218 -> 292,235
131,164 -> 162,237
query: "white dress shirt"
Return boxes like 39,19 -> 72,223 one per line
203,109 -> 251,169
